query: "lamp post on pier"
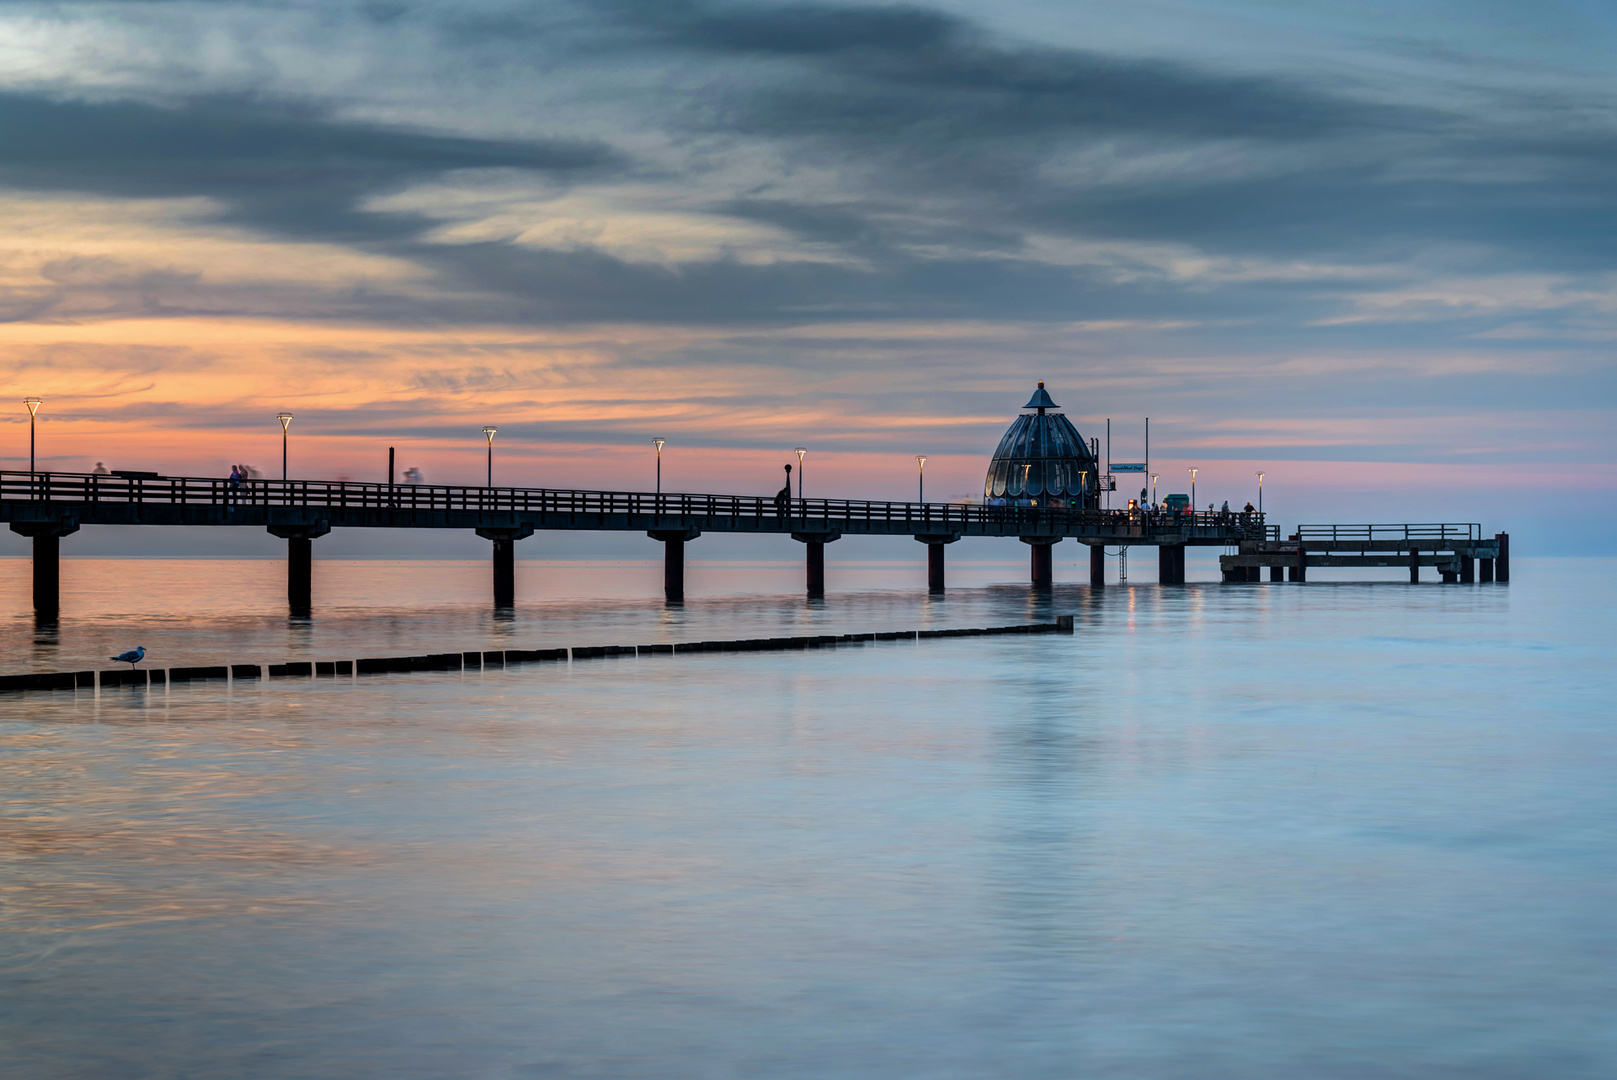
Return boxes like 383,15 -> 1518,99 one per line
794,447 -> 807,500
1257,471 -> 1265,516
653,438 -> 665,493
916,455 -> 926,503
276,413 -> 294,481
1150,473 -> 1159,508
23,398 -> 41,473
1189,467 -> 1198,516
483,426 -> 498,488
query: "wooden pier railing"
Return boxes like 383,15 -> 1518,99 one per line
0,470 -> 1272,539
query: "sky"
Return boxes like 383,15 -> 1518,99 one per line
2,0 -> 1615,557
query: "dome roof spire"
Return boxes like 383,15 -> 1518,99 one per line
1024,381 -> 1058,412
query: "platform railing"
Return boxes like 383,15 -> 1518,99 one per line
1296,523 -> 1482,543
1,471 -> 1270,538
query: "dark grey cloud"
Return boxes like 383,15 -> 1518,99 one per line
1,0 -> 1614,335
0,92 -> 622,242
632,0 -> 1400,141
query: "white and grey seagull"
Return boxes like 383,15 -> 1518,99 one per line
110,646 -> 146,669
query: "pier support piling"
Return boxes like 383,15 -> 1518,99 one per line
1496,533 -> 1510,582
792,532 -> 841,599
268,522 -> 330,616
477,525 -> 535,608
1460,555 -> 1474,583
1480,557 -> 1494,583
1021,537 -> 1058,590
1158,544 -> 1186,585
1409,548 -> 1420,584
10,519 -> 79,621
914,534 -> 957,594
1270,565 -> 1284,582
1091,544 -> 1105,588
648,529 -> 701,602
33,534 -> 60,618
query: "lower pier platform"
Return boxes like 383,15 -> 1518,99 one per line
1219,525 -> 1507,583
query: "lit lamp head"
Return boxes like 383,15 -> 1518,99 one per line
653,438 -> 666,455
483,426 -> 498,445
24,397 -> 42,418
276,412 -> 294,433
794,446 -> 807,464
916,454 -> 926,470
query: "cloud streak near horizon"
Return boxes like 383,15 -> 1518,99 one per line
0,0 -> 1613,542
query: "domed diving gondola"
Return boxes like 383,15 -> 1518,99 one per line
983,383 -> 1100,508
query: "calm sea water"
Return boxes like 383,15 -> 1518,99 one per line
2,557 -> 1614,1078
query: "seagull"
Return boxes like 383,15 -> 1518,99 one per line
110,646 -> 146,669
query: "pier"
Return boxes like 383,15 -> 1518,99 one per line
4,470 -> 1271,616
1218,524 -> 1509,584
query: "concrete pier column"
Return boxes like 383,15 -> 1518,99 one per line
1409,548 -> 1420,584
34,534 -> 60,617
269,522 -> 331,617
477,525 -> 535,608
1091,544 -> 1106,587
792,531 -> 841,599
1480,557 -> 1495,582
914,534 -> 958,595
1021,537 -> 1058,590
664,536 -> 684,600
648,529 -> 702,603
1496,533 -> 1510,582
1159,544 -> 1185,585
493,538 -> 515,605
1460,555 -> 1474,583
10,519 -> 79,621
806,542 -> 826,597
289,537 -> 312,612
1270,565 -> 1284,582
1290,547 -> 1306,582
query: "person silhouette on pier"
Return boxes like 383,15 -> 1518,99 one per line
774,464 -> 793,519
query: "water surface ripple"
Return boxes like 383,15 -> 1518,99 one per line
1,559 -> 1612,1078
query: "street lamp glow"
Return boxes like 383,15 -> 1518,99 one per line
22,398 -> 41,473
794,447 -> 807,500
1150,473 -> 1159,507
483,426 -> 498,488
1256,471 -> 1265,517
915,455 -> 927,503
276,413 -> 294,481
1189,467 -> 1198,515
653,438 -> 666,493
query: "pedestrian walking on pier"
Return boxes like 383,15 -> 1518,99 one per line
774,464 -> 793,520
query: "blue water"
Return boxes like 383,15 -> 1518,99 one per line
1,558 -> 1613,1078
